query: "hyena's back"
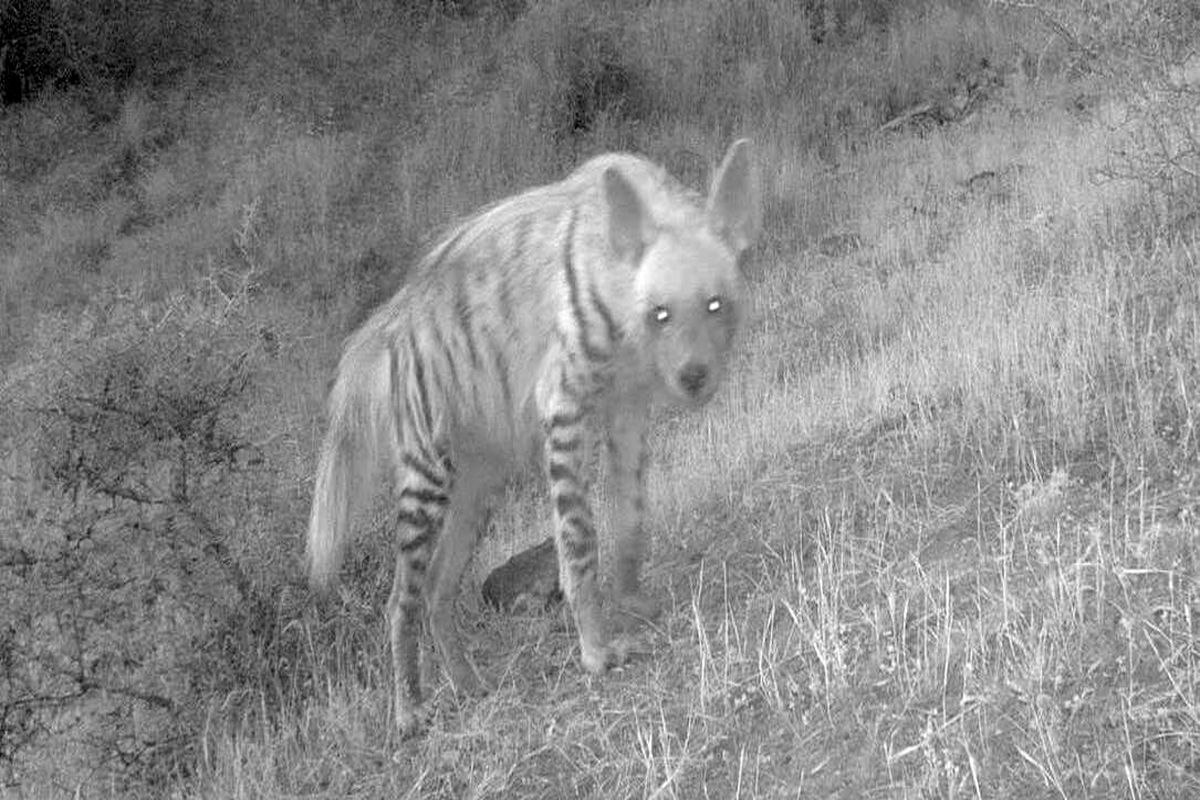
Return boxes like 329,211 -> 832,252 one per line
335,153 -> 703,462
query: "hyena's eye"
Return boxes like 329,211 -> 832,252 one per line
706,297 -> 723,314
652,305 -> 671,325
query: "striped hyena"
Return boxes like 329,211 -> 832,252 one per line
306,140 -> 760,735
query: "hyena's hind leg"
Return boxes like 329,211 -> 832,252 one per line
387,450 -> 453,737
427,462 -> 500,697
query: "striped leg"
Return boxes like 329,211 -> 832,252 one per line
387,451 -> 452,737
543,396 -> 624,673
427,464 -> 497,697
606,409 -> 660,622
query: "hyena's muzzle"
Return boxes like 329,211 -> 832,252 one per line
659,297 -> 739,407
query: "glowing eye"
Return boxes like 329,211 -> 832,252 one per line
653,305 -> 670,325
707,297 -> 722,313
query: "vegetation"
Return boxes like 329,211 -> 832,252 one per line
2,0 -> 1199,796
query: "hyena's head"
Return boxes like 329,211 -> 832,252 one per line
605,139 -> 761,407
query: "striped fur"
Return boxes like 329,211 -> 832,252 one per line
306,140 -> 760,736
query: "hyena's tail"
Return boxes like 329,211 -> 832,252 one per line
306,341 -> 394,592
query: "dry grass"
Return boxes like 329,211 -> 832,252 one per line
2,0 -> 1199,797
187,98 -> 1199,797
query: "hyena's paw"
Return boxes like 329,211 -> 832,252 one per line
432,616 -> 494,697
394,703 -> 429,742
579,634 -> 632,674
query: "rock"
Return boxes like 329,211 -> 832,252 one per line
481,537 -> 562,613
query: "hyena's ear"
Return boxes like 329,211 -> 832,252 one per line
706,138 -> 761,254
603,167 -> 657,265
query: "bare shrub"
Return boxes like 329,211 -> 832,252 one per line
0,287 -> 305,793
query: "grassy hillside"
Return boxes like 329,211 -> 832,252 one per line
2,0 -> 1199,796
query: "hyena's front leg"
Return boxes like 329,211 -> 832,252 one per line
606,409 -> 661,622
543,393 -> 626,674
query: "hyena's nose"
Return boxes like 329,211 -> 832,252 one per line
679,363 -> 709,397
